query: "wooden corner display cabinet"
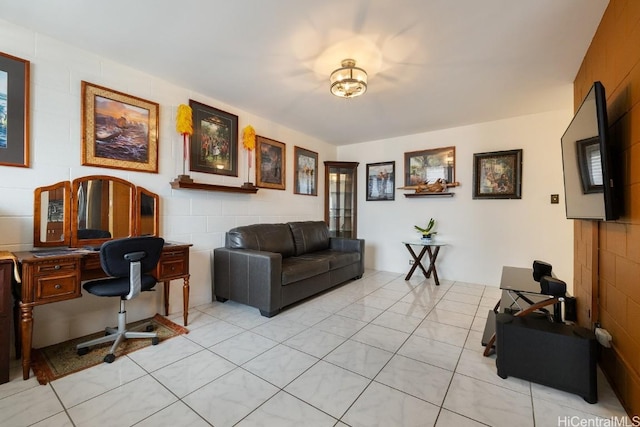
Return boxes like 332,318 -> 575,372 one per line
324,161 -> 358,238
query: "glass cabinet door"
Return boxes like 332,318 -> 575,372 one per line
324,161 -> 358,238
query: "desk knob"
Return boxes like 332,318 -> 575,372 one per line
54,265 -> 61,270
54,284 -> 61,289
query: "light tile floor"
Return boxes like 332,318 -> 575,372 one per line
0,270 -> 631,427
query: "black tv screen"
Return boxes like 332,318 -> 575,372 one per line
561,81 -> 618,220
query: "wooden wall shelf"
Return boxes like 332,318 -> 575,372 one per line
404,192 -> 454,198
170,180 -> 259,194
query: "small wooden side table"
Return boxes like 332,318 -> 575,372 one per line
403,240 -> 447,285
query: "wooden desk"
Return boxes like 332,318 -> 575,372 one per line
14,242 -> 191,380
403,241 -> 446,285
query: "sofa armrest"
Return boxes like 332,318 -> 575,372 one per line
213,247 -> 283,316
329,237 -> 365,277
329,237 -> 364,253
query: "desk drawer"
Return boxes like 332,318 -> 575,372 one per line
35,260 -> 78,275
158,250 -> 189,280
81,255 -> 102,271
36,273 -> 79,300
29,258 -> 82,302
158,257 -> 186,279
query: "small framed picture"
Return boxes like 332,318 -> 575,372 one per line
366,161 -> 395,201
189,99 -> 238,176
472,149 -> 523,199
256,135 -> 286,190
404,146 -> 455,186
294,146 -> 318,196
82,81 -> 159,173
0,51 -> 30,167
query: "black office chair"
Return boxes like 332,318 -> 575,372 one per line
483,275 -> 568,357
76,236 -> 165,363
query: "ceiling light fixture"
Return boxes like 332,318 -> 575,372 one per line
330,59 -> 367,99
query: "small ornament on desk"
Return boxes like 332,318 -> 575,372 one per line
414,218 -> 437,242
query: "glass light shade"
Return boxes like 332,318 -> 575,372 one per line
330,59 -> 367,98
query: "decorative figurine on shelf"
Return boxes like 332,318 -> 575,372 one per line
241,125 -> 256,189
414,218 -> 437,242
399,178 -> 450,194
174,104 -> 194,183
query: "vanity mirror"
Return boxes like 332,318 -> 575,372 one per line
33,181 -> 71,247
33,175 -> 160,248
137,186 -> 159,237
71,176 -> 135,248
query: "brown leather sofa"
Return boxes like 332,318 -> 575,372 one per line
213,221 -> 364,317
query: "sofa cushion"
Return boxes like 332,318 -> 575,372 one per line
289,221 -> 330,256
226,223 -> 296,257
297,250 -> 360,270
281,256 -> 330,285
327,251 -> 361,270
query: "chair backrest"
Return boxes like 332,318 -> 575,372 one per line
99,236 -> 165,278
532,260 -> 552,282
539,275 -> 566,297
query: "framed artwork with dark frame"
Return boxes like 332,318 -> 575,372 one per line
366,161 -> 395,201
404,146 -> 455,186
576,136 -> 603,194
189,99 -> 238,176
0,52 -> 30,168
294,146 -> 318,196
81,81 -> 159,173
472,149 -> 523,199
256,135 -> 286,190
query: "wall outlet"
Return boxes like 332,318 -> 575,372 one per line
550,194 -> 559,204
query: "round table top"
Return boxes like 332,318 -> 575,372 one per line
403,240 -> 447,247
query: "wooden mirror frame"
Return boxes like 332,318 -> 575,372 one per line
137,186 -> 160,237
71,175 -> 136,249
33,175 -> 160,248
33,181 -> 71,247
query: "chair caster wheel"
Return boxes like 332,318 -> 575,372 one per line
152,337 -> 159,345
77,347 -> 89,356
145,325 -> 154,332
104,353 -> 116,364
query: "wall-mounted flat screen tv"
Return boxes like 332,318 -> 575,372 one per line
561,81 -> 619,221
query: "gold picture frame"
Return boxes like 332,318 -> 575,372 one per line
81,81 -> 159,173
0,51 -> 30,167
256,135 -> 286,190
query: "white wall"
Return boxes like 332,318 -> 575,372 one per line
0,20 -> 336,347
338,109 -> 576,287
0,18 -> 577,349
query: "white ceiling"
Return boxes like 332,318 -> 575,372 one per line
0,0 -> 608,145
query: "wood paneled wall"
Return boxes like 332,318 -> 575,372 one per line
573,0 -> 640,416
